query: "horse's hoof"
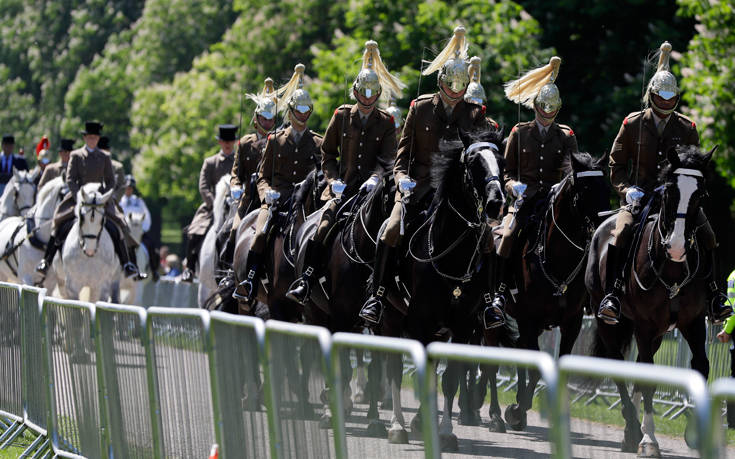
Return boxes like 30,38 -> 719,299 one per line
353,391 -> 368,404
319,413 -> 331,429
439,433 -> 459,452
622,424 -> 643,453
637,441 -> 661,458
684,415 -> 698,449
387,427 -> 409,444
409,415 -> 423,439
488,414 -> 506,433
367,420 -> 387,438
504,404 -> 527,431
458,409 -> 481,426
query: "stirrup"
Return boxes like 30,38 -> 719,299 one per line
36,259 -> 50,274
233,277 -> 255,302
597,294 -> 621,325
359,298 -> 383,326
710,294 -> 733,325
218,270 -> 235,289
286,279 -> 310,305
181,268 -> 195,283
482,304 -> 505,330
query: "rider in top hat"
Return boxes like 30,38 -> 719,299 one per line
598,42 -> 732,325
487,57 -> 578,329
0,134 -> 29,194
285,40 -> 404,306
232,64 -> 322,304
181,123 -> 239,282
358,26 -> 490,327
97,136 -> 127,202
39,138 -> 75,190
219,77 -> 278,270
36,121 -> 146,280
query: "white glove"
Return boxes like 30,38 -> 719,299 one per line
625,187 -> 644,205
230,187 -> 243,200
265,188 -> 280,205
331,180 -> 347,196
550,182 -> 562,195
511,182 -> 527,198
399,177 -> 416,195
360,175 -> 380,193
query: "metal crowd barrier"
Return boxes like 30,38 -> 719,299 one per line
711,378 -> 735,458
138,278 -> 199,308
0,283 -> 22,447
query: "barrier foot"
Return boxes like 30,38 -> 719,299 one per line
0,420 -> 21,445
31,439 -> 50,459
19,432 -> 46,458
0,422 -> 26,449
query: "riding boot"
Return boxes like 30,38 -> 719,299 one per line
127,246 -> 148,281
597,243 -> 625,325
36,235 -> 58,275
181,234 -> 202,283
286,239 -> 321,305
218,228 -> 237,273
232,250 -> 262,303
484,256 -> 508,330
707,254 -> 732,324
359,240 -> 393,327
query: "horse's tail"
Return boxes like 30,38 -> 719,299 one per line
202,282 -> 239,314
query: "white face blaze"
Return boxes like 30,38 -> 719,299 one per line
477,145 -> 505,204
665,174 -> 698,262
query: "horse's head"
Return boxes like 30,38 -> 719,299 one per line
564,152 -> 610,227
657,145 -> 714,262
456,127 -> 506,223
75,183 -> 113,257
213,174 -> 232,230
10,168 -> 36,216
126,211 -> 146,242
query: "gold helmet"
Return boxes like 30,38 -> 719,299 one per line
645,42 -> 679,114
464,56 -> 486,105
278,63 -> 313,116
384,94 -> 403,129
504,56 -> 562,119
247,78 -> 277,133
353,40 -> 405,103
423,26 -> 470,95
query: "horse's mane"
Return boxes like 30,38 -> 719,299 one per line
37,176 -> 64,205
212,174 -> 231,229
657,145 -> 709,183
561,152 -> 599,175
74,183 -> 104,214
291,168 -> 318,211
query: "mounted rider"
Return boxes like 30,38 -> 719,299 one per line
487,57 -> 578,329
38,138 -> 74,190
465,56 -> 500,130
359,26 -> 490,327
120,174 -> 159,280
597,42 -> 732,325
36,121 -> 146,280
31,137 -> 53,186
233,64 -> 322,303
219,77 -> 278,271
181,124 -> 238,282
285,40 -> 404,306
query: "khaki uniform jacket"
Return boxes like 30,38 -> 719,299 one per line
187,151 -> 235,236
609,108 -> 699,201
38,161 -> 67,190
320,104 -> 397,200
504,121 -> 578,200
231,132 -> 267,217
256,127 -> 322,204
393,93 -> 488,201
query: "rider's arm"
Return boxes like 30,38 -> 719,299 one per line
393,101 -> 416,186
609,119 -> 632,201
199,157 -> 214,209
230,138 -> 244,189
140,198 -> 152,233
256,135 -> 276,203
66,153 -> 82,194
103,156 -> 116,195
723,314 -> 735,335
373,116 -> 397,176
503,125 -> 520,195
320,109 -> 342,185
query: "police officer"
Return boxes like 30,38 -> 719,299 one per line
219,77 -> 278,271
233,64 -> 322,302
36,121 -> 145,280
38,138 -> 75,190
359,26 -> 490,326
120,174 -> 159,280
487,57 -> 578,329
598,42 -> 732,325
181,124 -> 239,282
285,41 -> 404,305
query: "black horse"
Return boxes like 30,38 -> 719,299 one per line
587,145 -> 715,455
499,152 -> 610,431
377,127 -> 506,449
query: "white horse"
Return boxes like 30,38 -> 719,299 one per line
119,211 -> 151,304
0,168 -> 38,220
53,183 -> 121,302
198,174 -> 235,306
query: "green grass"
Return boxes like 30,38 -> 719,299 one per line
160,226 -> 182,244
0,427 -> 44,458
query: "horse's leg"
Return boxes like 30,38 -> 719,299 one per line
365,354 -> 387,437
387,353 -> 408,444
354,349 -> 368,404
506,328 -> 533,430
298,342 -> 316,420
439,360 -> 460,451
679,314 -> 710,448
483,363 -> 506,433
632,330 -> 662,457
380,357 -> 393,409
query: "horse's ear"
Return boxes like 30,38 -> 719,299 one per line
457,128 -> 472,149
570,152 -> 584,172
100,188 -> 114,204
595,153 -> 609,170
702,145 -> 717,164
79,187 -> 88,202
666,145 -> 682,169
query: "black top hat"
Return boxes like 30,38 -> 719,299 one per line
98,136 -> 110,150
216,124 -> 238,141
81,121 -> 104,136
60,139 -> 75,151
1,135 -> 14,144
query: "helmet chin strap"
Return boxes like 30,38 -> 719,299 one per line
650,94 -> 678,116
534,105 -> 558,125
354,87 -> 380,109
440,84 -> 464,102
289,109 -> 308,130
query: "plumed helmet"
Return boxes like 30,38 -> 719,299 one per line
353,40 -> 405,102
504,56 -> 562,116
423,26 -> 470,94
384,95 -> 403,129
249,77 -> 277,120
645,42 -> 680,114
278,64 -> 313,115
464,56 -> 486,105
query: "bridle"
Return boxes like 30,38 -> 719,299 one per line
460,141 -> 503,222
78,198 -> 106,257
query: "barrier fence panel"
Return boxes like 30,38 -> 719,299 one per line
558,355 -> 712,459
0,283 -> 22,431
208,311 -> 271,459
426,342 -> 562,458
140,279 -> 199,308
43,298 -> 104,458
264,320 -> 335,459
147,307 -> 215,458
709,378 -> 735,458
20,286 -> 48,439
96,302 -> 161,458
330,332 -> 434,459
